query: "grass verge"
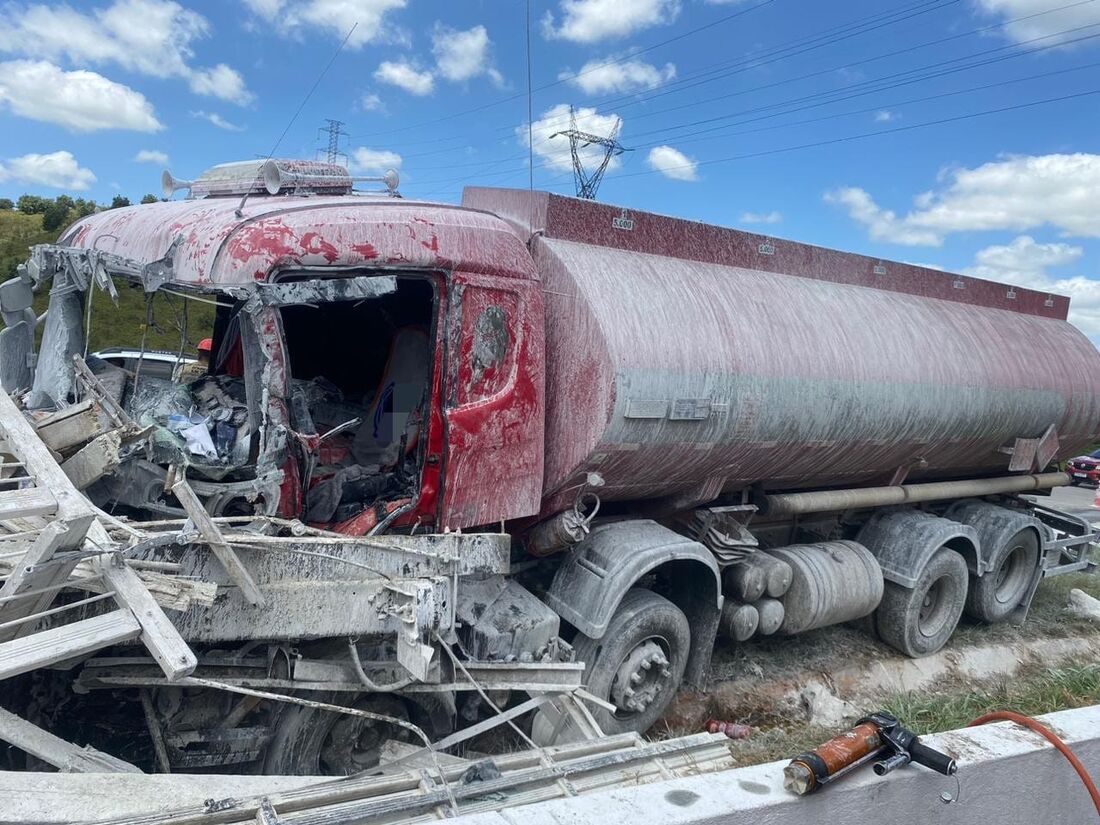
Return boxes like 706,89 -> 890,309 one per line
723,663 -> 1100,766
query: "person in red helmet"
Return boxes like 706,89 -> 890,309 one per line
176,337 -> 213,383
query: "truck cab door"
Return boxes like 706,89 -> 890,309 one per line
440,271 -> 544,529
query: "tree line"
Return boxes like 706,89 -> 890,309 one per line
0,194 -> 160,232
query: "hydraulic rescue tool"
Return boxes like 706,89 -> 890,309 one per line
783,712 -> 957,795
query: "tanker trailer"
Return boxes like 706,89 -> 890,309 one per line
464,187 -> 1100,740
0,165 -> 1096,773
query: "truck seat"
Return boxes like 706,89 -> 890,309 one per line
351,326 -> 429,465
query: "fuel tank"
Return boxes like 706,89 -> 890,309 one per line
463,188 -> 1100,511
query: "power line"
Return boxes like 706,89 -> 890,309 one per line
629,17 -> 1100,139
648,59 -> 1100,151
348,0 -> 960,150
404,61 -> 1099,193
402,17 -> 1100,185
532,0 -> 965,136
267,24 -> 357,158
554,0 -> 1091,134
426,86 -> 1100,194
613,87 -> 1100,181
351,0 -> 778,139
387,0 -> 1092,179
624,23 -> 1100,144
525,0 -> 534,191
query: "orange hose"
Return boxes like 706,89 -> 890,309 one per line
969,711 -> 1100,817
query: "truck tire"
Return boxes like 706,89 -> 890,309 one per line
874,547 -> 967,658
572,589 -> 690,736
264,694 -> 416,775
965,528 -> 1039,623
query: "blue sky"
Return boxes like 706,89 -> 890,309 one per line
2,0 -> 1099,337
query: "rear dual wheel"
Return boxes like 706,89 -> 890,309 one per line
874,547 -> 967,658
966,528 -> 1039,624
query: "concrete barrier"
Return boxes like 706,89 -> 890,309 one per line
454,704 -> 1100,825
3,705 -> 1098,823
0,773 -> 321,824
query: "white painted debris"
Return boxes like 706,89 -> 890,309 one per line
1068,588 -> 1100,625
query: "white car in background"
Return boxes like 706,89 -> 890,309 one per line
91,348 -> 195,381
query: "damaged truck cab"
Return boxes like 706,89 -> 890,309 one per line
19,162 -> 546,537
3,158 -> 1100,774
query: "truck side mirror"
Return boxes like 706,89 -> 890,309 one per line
0,278 -> 33,314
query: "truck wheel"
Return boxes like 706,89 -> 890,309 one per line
264,694 -> 416,775
874,547 -> 967,658
965,528 -> 1039,623
571,589 -> 690,736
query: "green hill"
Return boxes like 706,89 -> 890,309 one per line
0,208 -> 214,353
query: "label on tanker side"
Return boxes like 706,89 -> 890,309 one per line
670,398 -> 715,421
612,209 -> 635,231
624,399 -> 669,419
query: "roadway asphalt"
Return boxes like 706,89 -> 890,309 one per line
1034,482 -> 1100,523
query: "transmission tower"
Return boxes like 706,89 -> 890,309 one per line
550,107 -> 628,200
317,119 -> 347,165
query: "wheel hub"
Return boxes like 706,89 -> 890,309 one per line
610,640 -> 671,715
918,577 -> 949,636
316,697 -> 413,775
320,716 -> 391,774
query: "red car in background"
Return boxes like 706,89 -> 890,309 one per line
1066,448 -> 1100,485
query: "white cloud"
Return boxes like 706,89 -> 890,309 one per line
191,110 -> 244,131
241,0 -> 284,17
874,110 -> 897,122
0,150 -> 96,190
0,60 -> 162,132
824,187 -> 942,246
360,93 -> 384,111
740,210 -> 783,225
189,64 -> 253,105
962,235 -> 1100,337
374,60 -> 434,96
0,0 -> 253,105
134,149 -> 169,165
543,0 -> 681,43
242,0 -> 408,48
646,145 -> 697,181
975,0 -> 1100,47
965,234 -> 1082,282
562,56 -> 676,95
431,24 -> 503,87
519,103 -> 625,174
351,147 -> 402,172
826,153 -> 1100,246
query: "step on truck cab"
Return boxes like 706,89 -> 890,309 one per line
1,159 -> 1097,772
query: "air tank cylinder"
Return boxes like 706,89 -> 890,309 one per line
768,541 -> 884,635
718,601 -> 759,641
754,597 -> 785,636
